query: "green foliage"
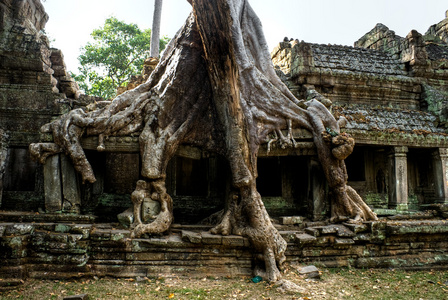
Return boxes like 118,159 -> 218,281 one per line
72,17 -> 169,99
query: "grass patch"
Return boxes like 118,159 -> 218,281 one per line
0,268 -> 447,299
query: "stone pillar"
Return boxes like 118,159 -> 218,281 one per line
0,130 -> 8,208
388,146 -> 408,211
44,154 -> 62,212
61,154 -> 81,213
432,148 -> 448,204
309,157 -> 327,221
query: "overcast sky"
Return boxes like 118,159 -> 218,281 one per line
43,0 -> 447,73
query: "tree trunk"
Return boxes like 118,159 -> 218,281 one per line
30,0 -> 377,282
149,0 -> 163,58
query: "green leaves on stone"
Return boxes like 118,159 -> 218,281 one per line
72,17 -> 169,100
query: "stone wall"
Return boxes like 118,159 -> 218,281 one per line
1,217 -> 448,280
271,10 -> 448,213
0,0 -> 81,211
355,18 -> 448,86
354,12 -> 448,130
272,40 -> 420,110
354,23 -> 404,58
426,10 -> 448,44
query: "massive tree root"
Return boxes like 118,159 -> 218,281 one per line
30,0 -> 376,282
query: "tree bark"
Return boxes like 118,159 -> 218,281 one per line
30,0 -> 377,282
149,0 -> 163,58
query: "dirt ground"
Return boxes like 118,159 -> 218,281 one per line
1,266 -> 447,299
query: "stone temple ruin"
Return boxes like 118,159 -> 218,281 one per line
1,0 -> 448,283
272,16 -> 448,215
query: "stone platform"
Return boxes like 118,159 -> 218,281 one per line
1,213 -> 448,281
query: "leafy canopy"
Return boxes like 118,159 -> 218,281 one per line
72,17 -> 169,99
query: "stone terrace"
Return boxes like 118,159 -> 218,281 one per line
2,210 -> 448,281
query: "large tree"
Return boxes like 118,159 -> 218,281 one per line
31,0 -> 377,282
72,17 -> 169,99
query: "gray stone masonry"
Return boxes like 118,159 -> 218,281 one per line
2,216 -> 448,280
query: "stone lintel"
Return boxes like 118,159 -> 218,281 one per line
81,135 -> 317,157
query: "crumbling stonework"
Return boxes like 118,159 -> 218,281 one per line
2,0 -> 448,282
272,10 -> 448,213
0,0 -> 82,211
116,57 -> 159,95
426,10 -> 448,44
1,216 -> 448,280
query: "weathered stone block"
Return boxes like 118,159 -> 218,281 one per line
280,216 -> 304,225
126,252 -> 165,261
335,225 -> 355,237
305,227 -> 320,237
47,232 -> 69,243
201,232 -> 222,245
70,225 -> 92,239
5,224 -> 34,236
181,230 -> 202,244
353,233 -> 371,242
55,224 -> 72,233
334,238 -> 355,245
301,248 -> 323,257
386,220 -> 448,235
67,234 -> 84,244
110,230 -> 128,241
315,236 -> 333,246
134,235 -> 184,248
319,225 -> 340,235
370,221 -> 387,243
90,229 -> 111,241
222,235 -> 245,247
295,233 -> 317,244
280,230 -> 298,242
297,265 -> 320,279
343,223 -> 369,233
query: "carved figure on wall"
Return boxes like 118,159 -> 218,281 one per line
30,0 -> 377,282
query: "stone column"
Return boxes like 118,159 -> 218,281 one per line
44,154 -> 62,212
0,129 -> 8,208
432,148 -> 448,204
61,154 -> 81,213
309,157 -> 327,221
388,146 -> 408,211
